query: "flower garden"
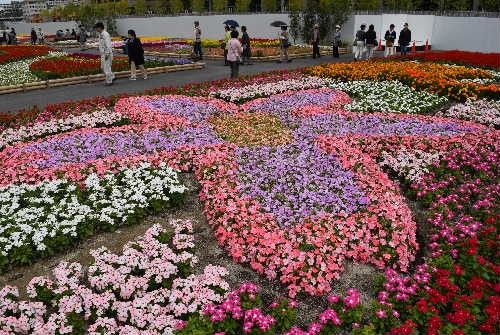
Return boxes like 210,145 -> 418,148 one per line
0,45 -> 193,87
101,38 -> 319,59
0,50 -> 499,334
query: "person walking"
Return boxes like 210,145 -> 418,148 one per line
30,28 -> 37,45
332,25 -> 341,58
353,24 -> 366,61
278,25 -> 291,63
78,25 -> 87,50
126,29 -> 147,81
37,28 -> 45,44
365,24 -> 377,60
71,29 -> 77,40
227,30 -> 242,79
223,25 -> 231,66
311,24 -> 320,59
398,23 -> 411,55
384,24 -> 396,57
193,21 -> 203,60
241,26 -> 252,65
94,22 -> 115,86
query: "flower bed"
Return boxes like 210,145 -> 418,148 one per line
308,60 -> 500,101
403,50 -> 500,69
0,162 -> 186,270
0,66 -> 499,334
329,80 -> 448,114
0,219 -> 229,334
29,54 -> 188,80
0,45 -> 53,64
436,99 -> 500,127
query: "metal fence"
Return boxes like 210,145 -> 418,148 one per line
117,9 -> 499,18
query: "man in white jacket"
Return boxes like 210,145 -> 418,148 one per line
94,22 -> 115,86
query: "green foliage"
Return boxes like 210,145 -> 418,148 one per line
213,0 -> 226,11
261,0 -> 277,11
289,12 -> 301,43
353,0 -> 380,10
288,0 -> 304,11
235,0 -> 251,11
171,0 -> 184,12
192,0 -> 205,11
135,0 -> 147,15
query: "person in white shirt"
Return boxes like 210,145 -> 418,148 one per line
227,30 -> 242,79
94,22 -> 115,86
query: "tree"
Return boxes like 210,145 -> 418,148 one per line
235,0 -> 251,11
170,0 -> 184,12
261,0 -> 277,11
213,0 -> 226,11
135,0 -> 147,15
289,12 -> 301,43
192,0 -> 205,12
289,0 -> 304,11
353,0 -> 379,10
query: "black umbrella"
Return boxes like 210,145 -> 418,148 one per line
223,20 -> 239,27
270,21 -> 287,27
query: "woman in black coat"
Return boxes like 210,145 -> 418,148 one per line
126,29 -> 147,80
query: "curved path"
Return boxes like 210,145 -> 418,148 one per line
2,52 -> 355,113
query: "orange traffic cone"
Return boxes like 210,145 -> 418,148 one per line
424,39 -> 429,52
411,40 -> 416,53
377,38 -> 383,51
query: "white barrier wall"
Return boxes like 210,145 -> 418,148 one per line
8,14 -> 499,52
432,16 -> 500,52
5,21 -> 79,35
116,14 -> 290,40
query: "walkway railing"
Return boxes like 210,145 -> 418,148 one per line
116,10 -> 499,18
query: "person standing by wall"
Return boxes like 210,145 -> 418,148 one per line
241,26 -> 252,65
332,25 -> 341,58
311,23 -> 320,59
193,21 -> 203,61
30,28 -> 37,45
126,29 -> 147,81
365,24 -> 377,59
227,30 -> 242,79
94,22 -> 115,86
37,28 -> 45,44
78,25 -> 87,50
354,24 -> 366,61
384,24 -> 396,57
278,25 -> 291,63
398,23 -> 411,55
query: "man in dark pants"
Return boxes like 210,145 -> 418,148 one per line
193,21 -> 203,60
398,23 -> 411,55
311,24 -> 320,58
332,25 -> 341,58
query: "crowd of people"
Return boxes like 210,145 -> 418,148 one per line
0,19 -> 419,87
353,22 -> 412,61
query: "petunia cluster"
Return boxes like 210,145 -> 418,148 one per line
210,76 -> 334,103
329,80 -> 448,114
0,219 -> 229,334
0,163 -> 186,270
0,108 -> 127,149
436,99 -> 500,127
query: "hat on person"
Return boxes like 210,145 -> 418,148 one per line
314,24 -> 319,28
335,25 -> 341,29
404,22 -> 408,27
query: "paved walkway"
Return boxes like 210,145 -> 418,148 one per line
2,53 -> 354,113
